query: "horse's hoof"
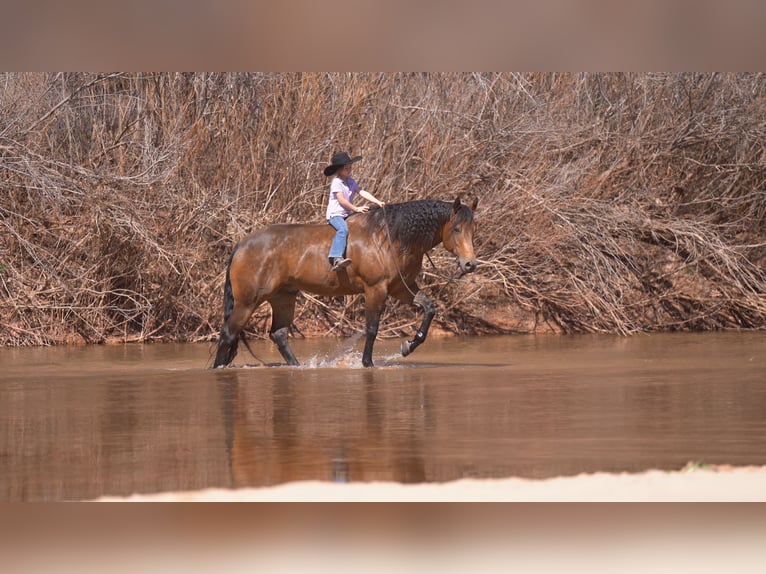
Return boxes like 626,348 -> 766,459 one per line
401,340 -> 412,357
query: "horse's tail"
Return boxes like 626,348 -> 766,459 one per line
213,246 -> 239,368
222,246 -> 237,324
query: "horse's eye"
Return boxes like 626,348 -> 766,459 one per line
453,226 -> 461,233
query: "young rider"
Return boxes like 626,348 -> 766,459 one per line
323,151 -> 385,271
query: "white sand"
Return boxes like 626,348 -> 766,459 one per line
97,464 -> 766,501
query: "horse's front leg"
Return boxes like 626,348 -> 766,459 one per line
401,290 -> 435,357
362,289 -> 387,368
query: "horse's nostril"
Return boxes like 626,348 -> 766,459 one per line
464,260 -> 477,272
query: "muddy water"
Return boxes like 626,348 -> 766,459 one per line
1,332 -> 764,501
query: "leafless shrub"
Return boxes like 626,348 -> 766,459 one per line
1,73 -> 764,345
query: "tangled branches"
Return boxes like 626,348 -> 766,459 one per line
1,73 -> 765,345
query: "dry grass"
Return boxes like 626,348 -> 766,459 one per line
1,73 -> 764,345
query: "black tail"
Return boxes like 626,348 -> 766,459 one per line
213,247 -> 239,368
222,248 -> 236,324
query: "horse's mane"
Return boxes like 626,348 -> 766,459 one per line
361,199 -> 471,253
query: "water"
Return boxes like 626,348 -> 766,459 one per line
1,332 -> 764,501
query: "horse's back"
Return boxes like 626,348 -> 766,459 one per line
233,222 -> 333,273
238,222 -> 331,245
229,219 -> 371,299
235,216 -> 377,257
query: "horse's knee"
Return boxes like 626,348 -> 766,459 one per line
413,291 -> 434,315
365,318 -> 380,338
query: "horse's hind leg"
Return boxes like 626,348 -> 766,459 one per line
269,292 -> 299,366
401,291 -> 435,357
214,303 -> 256,367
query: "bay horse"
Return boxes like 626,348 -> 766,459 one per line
213,197 -> 478,368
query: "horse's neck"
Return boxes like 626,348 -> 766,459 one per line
355,201 -> 450,254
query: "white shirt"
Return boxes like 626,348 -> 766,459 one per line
325,176 -> 360,220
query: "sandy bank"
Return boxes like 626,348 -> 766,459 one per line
97,464 -> 766,501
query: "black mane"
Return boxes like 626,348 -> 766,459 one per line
362,199 -> 471,253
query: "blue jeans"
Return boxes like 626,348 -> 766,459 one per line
328,216 -> 349,259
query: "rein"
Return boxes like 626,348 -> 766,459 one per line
426,249 -> 465,281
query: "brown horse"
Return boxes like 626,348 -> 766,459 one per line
213,197 -> 478,368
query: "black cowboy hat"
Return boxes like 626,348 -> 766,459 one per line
323,151 -> 363,176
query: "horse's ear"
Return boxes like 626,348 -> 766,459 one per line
453,197 -> 461,214
470,197 -> 478,211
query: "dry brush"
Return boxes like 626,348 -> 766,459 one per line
1,72 -> 764,346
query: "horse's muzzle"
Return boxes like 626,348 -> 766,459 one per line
458,258 -> 478,274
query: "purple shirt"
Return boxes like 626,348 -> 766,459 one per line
325,176 -> 360,219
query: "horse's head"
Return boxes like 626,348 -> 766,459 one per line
442,197 -> 479,275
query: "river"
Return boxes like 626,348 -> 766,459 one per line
1,332 -> 764,501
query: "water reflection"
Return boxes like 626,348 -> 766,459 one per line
1,333 -> 765,501
216,366 -> 431,488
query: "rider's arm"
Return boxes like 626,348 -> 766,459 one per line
358,189 -> 385,207
335,192 -> 360,213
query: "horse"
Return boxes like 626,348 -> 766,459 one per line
213,197 -> 478,368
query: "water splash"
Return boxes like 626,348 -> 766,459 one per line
299,333 -> 404,368
302,333 -> 365,368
